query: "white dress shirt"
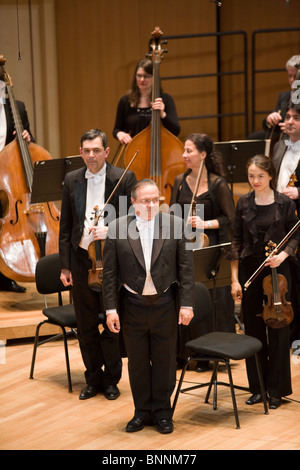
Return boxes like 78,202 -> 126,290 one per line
79,164 -> 106,250
136,215 -> 157,295
277,139 -> 300,192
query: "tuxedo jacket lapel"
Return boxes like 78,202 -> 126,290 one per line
151,213 -> 165,267
126,213 -> 167,271
105,163 -> 115,201
73,167 -> 87,225
273,140 -> 287,171
127,216 -> 146,271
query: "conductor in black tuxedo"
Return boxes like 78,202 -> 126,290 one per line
0,66 -> 33,293
102,179 -> 195,434
59,129 -> 137,401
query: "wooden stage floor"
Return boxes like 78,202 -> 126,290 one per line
0,282 -> 300,451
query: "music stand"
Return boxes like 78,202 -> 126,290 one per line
215,139 -> 266,195
31,156 -> 84,203
193,242 -> 231,331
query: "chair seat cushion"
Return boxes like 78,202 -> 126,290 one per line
43,304 -> 77,328
185,332 -> 262,361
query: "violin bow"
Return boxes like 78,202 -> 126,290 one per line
93,149 -> 139,226
244,219 -> 300,290
186,160 -> 204,226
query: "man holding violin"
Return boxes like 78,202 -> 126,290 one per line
59,128 -> 137,401
272,101 -> 300,343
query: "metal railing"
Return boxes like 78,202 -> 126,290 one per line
160,31 -> 249,140
251,27 -> 300,132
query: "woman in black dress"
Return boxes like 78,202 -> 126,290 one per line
170,133 -> 236,370
113,58 -> 180,145
231,154 -> 299,409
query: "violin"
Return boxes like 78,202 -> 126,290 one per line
87,150 -> 139,291
244,219 -> 300,291
258,241 -> 294,329
87,205 -> 105,292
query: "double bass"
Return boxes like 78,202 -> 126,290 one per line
0,56 -> 60,282
113,27 -> 186,204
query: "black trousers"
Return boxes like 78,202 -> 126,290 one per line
71,247 -> 122,390
240,258 -> 292,398
121,287 -> 177,422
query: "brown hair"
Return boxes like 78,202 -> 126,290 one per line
128,59 -> 162,108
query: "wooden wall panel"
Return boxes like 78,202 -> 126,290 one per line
219,0 -> 300,139
1,0 -> 299,161
54,0 -> 217,158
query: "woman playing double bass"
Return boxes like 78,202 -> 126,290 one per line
230,154 -> 299,409
113,58 -> 180,145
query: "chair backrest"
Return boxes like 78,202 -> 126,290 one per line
35,253 -> 72,296
189,282 -> 212,327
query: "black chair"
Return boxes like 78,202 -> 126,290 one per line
29,253 -> 78,392
172,284 -> 269,429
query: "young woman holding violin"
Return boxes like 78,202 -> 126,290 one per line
230,154 -> 299,409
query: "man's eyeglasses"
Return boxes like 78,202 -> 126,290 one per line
138,197 -> 160,205
82,148 -> 103,157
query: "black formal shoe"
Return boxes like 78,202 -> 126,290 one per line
269,397 -> 282,409
79,385 -> 98,400
156,419 -> 173,434
246,394 -> 263,405
103,385 -> 120,400
3,280 -> 26,293
126,417 -> 145,433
